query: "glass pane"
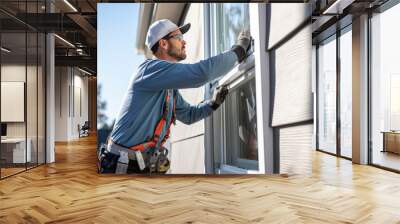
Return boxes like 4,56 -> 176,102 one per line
225,76 -> 258,170
38,32 -> 45,165
213,3 -> 256,171
1,31 -> 27,177
215,3 -> 250,53
340,28 -> 352,158
27,31 -> 38,169
26,0 -> 39,169
371,4 -> 400,171
317,36 -> 337,154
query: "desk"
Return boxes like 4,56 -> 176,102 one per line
382,131 -> 400,154
1,138 -> 31,163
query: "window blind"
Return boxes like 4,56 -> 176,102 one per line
271,24 -> 313,127
266,3 -> 311,50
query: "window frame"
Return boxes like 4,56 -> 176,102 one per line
368,0 -> 400,172
206,3 -> 258,173
338,25 -> 353,159
315,22 -> 353,160
221,69 -> 258,171
204,3 -> 275,174
316,33 -> 338,156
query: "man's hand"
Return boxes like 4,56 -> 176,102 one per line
231,30 -> 252,63
210,85 -> 229,110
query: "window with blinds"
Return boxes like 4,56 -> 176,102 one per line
267,4 -> 313,127
270,25 -> 313,127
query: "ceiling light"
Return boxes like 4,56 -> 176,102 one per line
63,0 -> 78,12
1,47 -> 11,53
54,34 -> 75,48
78,67 -> 92,76
322,0 -> 355,15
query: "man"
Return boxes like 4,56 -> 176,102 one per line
98,19 -> 251,174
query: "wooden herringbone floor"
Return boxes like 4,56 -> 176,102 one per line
1,135 -> 400,223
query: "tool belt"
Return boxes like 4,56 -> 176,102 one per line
97,90 -> 175,175
97,141 -> 170,174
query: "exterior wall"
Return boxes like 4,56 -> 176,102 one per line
169,4 -> 206,174
55,67 -> 89,141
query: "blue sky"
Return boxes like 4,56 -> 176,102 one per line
97,3 -> 145,127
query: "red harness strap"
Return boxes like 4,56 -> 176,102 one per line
128,91 -> 176,152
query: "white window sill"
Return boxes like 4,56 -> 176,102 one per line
218,164 -> 259,174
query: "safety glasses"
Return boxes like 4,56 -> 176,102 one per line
165,33 -> 184,41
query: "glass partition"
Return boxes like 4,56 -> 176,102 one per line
370,3 -> 400,171
317,35 -> 337,155
38,32 -> 45,165
27,31 -> 38,169
0,1 -> 46,179
339,27 -> 352,158
1,31 -> 28,177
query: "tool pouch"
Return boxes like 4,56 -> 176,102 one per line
147,147 -> 170,174
97,144 -> 120,174
115,151 -> 129,174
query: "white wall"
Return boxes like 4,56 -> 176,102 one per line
169,4 -> 206,174
55,67 -> 68,141
55,67 -> 89,141
72,73 -> 89,138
